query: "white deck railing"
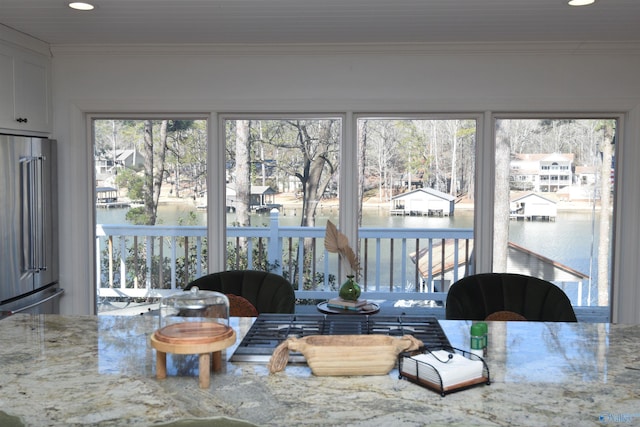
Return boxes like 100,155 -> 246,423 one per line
96,210 -> 474,304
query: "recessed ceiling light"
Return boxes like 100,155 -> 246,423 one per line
69,2 -> 95,11
568,0 -> 595,6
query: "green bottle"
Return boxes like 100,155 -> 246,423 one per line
470,323 -> 484,358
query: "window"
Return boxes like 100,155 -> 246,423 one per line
494,118 -> 616,310
223,116 -> 342,293
356,117 -> 477,301
90,113 -> 617,320
93,118 -> 208,312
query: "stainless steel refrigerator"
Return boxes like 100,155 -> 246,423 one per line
0,134 -> 63,318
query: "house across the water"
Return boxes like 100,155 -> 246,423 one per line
390,188 -> 456,217
510,193 -> 557,221
95,187 -> 130,209
226,185 -> 282,213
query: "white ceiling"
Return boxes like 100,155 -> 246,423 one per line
1,0 -> 640,45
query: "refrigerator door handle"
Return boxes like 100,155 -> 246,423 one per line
5,288 -> 64,315
20,155 -> 47,273
34,155 -> 47,271
21,157 -> 37,273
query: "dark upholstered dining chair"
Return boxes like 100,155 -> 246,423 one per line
445,273 -> 577,322
185,270 -> 296,314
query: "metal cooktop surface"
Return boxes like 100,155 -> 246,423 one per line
230,313 -> 451,363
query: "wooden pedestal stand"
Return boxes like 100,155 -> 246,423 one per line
150,322 -> 236,389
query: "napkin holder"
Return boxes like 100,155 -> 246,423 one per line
398,346 -> 491,396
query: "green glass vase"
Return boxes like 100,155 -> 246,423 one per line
339,275 -> 361,301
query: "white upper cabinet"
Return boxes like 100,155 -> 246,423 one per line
0,43 -> 52,134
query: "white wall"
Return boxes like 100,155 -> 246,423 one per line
50,43 -> 640,322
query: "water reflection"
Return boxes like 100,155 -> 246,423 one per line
501,322 -> 608,383
97,316 -> 248,377
440,320 -> 609,384
97,316 -> 156,376
96,316 -> 610,386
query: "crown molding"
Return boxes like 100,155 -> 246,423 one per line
50,41 -> 640,57
0,24 -> 51,57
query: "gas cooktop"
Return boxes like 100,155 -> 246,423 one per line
230,313 -> 451,363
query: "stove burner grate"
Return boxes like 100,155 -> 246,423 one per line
230,313 -> 451,363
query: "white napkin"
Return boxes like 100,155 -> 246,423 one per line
401,350 -> 484,388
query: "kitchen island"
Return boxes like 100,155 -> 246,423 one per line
1,314 -> 639,426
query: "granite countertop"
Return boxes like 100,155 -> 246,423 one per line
1,314 -> 639,426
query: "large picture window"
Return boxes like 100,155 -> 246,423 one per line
91,113 -> 616,320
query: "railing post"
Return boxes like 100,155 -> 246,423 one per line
95,235 -> 101,289
269,209 -> 282,274
171,236 -> 177,290
108,236 -> 114,288
146,236 -> 153,290
119,236 -> 126,291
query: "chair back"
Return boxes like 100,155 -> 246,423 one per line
185,270 -> 296,314
445,273 -> 577,322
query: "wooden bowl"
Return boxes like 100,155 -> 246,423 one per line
268,334 -> 422,376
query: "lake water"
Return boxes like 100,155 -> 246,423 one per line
97,203 -> 608,305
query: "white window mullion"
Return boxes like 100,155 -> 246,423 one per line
209,112 -> 225,273
474,111 -> 493,274
340,111 -> 358,283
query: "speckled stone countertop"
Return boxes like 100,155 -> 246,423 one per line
1,314 -> 639,427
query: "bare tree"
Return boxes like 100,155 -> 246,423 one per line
494,120 -> 511,271
362,120 -> 402,201
139,120 -> 172,225
293,120 -> 339,227
164,120 -> 201,198
448,120 -> 459,195
234,120 -> 251,228
598,124 -> 614,306
358,119 -> 368,225
429,121 -> 445,192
